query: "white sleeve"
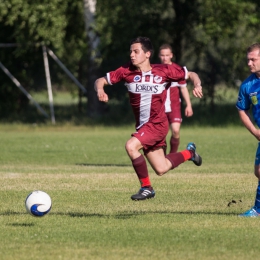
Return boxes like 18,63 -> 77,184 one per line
183,66 -> 188,80
170,82 -> 187,88
106,73 -> 113,85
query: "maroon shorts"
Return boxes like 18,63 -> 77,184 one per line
131,120 -> 169,155
166,87 -> 182,124
166,108 -> 182,124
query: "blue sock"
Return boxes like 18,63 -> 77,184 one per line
254,181 -> 260,212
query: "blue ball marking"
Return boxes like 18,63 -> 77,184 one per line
30,204 -> 51,217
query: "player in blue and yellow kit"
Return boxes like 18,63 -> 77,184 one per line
236,43 -> 260,217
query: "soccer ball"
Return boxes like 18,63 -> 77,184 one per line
25,190 -> 52,217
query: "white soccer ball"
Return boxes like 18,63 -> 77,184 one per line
25,190 -> 52,217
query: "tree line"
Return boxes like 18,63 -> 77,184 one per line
0,0 -> 259,118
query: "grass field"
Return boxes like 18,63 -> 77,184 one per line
0,124 -> 259,260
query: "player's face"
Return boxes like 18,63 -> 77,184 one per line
247,49 -> 260,77
130,43 -> 150,68
159,48 -> 173,65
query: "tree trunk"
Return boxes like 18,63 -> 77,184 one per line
172,0 -> 184,63
83,0 -> 106,118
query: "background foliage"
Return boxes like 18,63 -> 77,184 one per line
0,0 -> 260,119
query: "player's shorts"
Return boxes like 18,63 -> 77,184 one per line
131,120 -> 169,155
166,108 -> 182,124
255,142 -> 260,165
165,87 -> 182,124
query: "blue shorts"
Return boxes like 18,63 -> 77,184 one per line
255,143 -> 260,165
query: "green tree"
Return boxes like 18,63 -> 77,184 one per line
192,0 -> 260,110
1,0 -> 260,120
83,0 -> 107,117
0,0 -> 87,117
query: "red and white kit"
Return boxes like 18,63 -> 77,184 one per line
107,62 -> 188,129
106,62 -> 188,152
165,80 -> 187,124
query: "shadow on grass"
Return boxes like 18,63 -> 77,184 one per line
0,210 -> 239,219
0,211 -> 27,216
0,102 -> 242,127
53,211 -> 239,218
7,223 -> 35,227
76,163 -> 131,167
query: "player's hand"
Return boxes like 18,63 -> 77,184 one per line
254,129 -> 260,141
185,106 -> 193,117
193,83 -> 203,98
97,90 -> 109,102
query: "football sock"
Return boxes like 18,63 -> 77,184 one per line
166,150 -> 193,169
132,154 -> 151,187
182,149 -> 194,160
170,136 -> 180,153
140,178 -> 152,188
166,151 -> 184,169
254,181 -> 260,212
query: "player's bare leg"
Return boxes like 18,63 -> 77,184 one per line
145,148 -> 173,175
125,137 -> 155,200
146,146 -> 198,176
125,136 -> 143,160
126,138 -> 202,201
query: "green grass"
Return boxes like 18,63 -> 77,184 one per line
0,124 -> 259,260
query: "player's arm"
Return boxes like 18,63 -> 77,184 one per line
238,109 -> 260,141
167,63 -> 202,98
179,87 -> 193,117
94,76 -> 109,102
187,71 -> 203,98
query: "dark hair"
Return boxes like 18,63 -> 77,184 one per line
247,43 -> 260,54
130,36 -> 154,57
159,44 -> 173,53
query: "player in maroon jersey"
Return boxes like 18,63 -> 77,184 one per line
95,36 -> 203,200
159,44 -> 193,153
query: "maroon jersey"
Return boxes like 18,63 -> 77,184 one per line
106,62 -> 187,129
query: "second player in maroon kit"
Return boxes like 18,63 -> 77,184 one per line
165,81 -> 186,125
159,44 -> 193,153
95,37 -> 203,200
165,80 -> 187,145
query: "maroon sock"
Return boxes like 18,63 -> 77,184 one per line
165,152 -> 185,169
132,155 -> 151,187
170,136 -> 180,153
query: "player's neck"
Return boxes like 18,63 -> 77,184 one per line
136,61 -> 152,72
161,61 -> 172,65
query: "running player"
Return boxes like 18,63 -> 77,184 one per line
159,44 -> 193,153
95,36 -> 203,201
236,43 -> 260,217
